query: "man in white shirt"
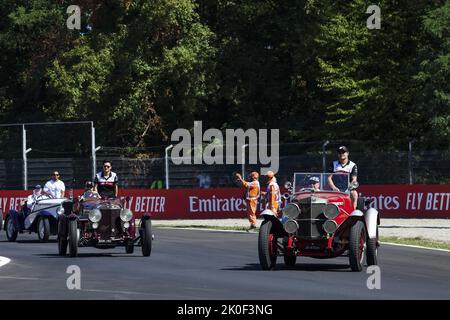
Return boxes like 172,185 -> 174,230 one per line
43,171 -> 66,198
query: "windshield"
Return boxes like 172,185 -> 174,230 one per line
82,191 -> 100,200
293,172 -> 350,194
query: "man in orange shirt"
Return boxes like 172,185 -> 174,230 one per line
263,171 -> 281,215
235,171 -> 260,232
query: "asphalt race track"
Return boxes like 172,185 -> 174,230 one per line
0,228 -> 449,299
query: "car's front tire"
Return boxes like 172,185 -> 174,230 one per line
258,220 -> 277,270
141,219 -> 152,257
366,227 -> 378,266
5,215 -> 18,242
58,236 -> 68,256
37,217 -> 50,243
283,254 -> 297,268
349,220 -> 366,272
68,220 -> 79,257
125,239 -> 134,254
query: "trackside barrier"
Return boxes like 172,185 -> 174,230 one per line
0,185 -> 449,219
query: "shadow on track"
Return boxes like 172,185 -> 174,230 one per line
17,240 -> 58,244
221,263 -> 350,272
34,253 -> 146,259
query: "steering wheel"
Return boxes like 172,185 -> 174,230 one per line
300,187 -> 316,192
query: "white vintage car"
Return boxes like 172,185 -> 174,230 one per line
4,195 -> 71,243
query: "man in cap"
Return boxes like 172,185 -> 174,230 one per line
327,146 -> 358,209
263,171 -> 282,215
309,176 -> 321,190
26,185 -> 44,211
235,171 -> 260,232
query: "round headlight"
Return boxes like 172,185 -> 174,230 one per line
57,206 -> 65,215
120,208 -> 132,222
89,209 -> 102,223
284,220 -> 299,234
323,220 -> 338,234
323,203 -> 340,219
283,203 -> 301,220
92,222 -> 99,229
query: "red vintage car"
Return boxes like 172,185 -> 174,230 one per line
258,172 -> 379,271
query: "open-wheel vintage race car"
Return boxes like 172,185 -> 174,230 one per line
3,195 -> 70,243
258,172 -> 379,272
57,192 -> 152,257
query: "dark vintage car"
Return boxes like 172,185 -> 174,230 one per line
258,172 -> 379,272
57,192 -> 152,257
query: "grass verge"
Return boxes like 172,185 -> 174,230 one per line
380,236 -> 450,250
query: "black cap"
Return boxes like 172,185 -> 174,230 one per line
337,146 -> 349,153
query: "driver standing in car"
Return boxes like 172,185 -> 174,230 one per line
43,171 -> 65,198
327,146 -> 358,209
94,160 -> 119,198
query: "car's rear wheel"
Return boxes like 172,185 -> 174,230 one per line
58,236 -> 68,256
349,220 -> 366,272
258,220 -> 278,270
125,239 -> 134,254
5,215 -> 18,242
283,254 -> 297,268
366,227 -> 378,266
141,219 -> 152,257
68,220 -> 79,257
37,217 -> 50,243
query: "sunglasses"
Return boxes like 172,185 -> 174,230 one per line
52,173 -> 60,176
103,165 -> 111,168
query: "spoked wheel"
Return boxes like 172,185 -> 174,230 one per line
141,219 -> 152,257
68,220 -> 79,257
258,220 -> 278,270
125,239 -> 134,254
5,215 -> 18,242
366,227 -> 379,266
58,236 -> 68,256
37,217 -> 50,243
349,220 -> 366,272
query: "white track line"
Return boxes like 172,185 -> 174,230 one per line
155,226 -> 450,253
0,257 -> 11,268
380,242 -> 450,253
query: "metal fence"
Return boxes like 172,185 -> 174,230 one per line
0,144 -> 448,190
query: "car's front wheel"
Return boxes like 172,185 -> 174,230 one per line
349,220 -> 366,272
125,239 -> 134,254
258,220 -> 278,270
141,219 -> 152,257
366,227 -> 378,266
68,220 -> 79,257
58,236 -> 68,256
37,217 -> 50,243
283,254 -> 297,268
5,215 -> 18,242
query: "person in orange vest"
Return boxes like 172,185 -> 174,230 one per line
235,171 -> 260,232
263,171 -> 281,215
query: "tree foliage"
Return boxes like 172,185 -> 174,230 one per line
0,0 -> 448,150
